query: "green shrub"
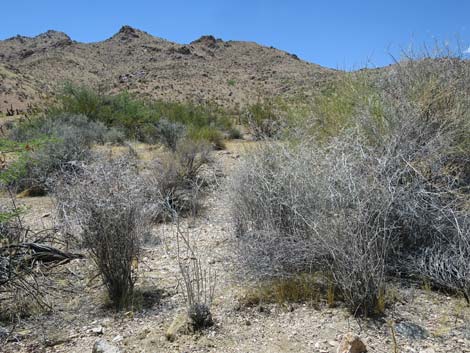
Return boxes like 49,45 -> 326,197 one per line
9,114 -> 109,145
311,73 -> 385,142
3,114 -> 112,193
188,126 -> 225,150
103,128 -> 126,145
228,127 -> 242,139
51,84 -> 233,145
242,100 -> 282,140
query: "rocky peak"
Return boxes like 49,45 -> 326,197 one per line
5,35 -> 29,43
5,30 -> 71,45
191,35 -> 221,49
34,30 -> 73,49
36,30 -> 71,41
113,25 -> 142,41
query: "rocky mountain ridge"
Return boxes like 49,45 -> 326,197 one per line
0,25 -> 337,113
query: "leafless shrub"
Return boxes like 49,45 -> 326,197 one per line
53,143 -> 212,309
0,193 -> 82,322
142,139 -> 212,220
230,139 -> 395,315
230,54 -> 470,314
408,215 -> 470,302
175,218 -> 216,329
0,202 -> 46,320
375,53 -> 470,296
54,153 -> 150,309
84,206 -> 142,309
174,139 -> 212,183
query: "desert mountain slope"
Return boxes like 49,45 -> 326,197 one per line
0,26 -> 337,112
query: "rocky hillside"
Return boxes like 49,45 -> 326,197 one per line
0,26 -> 337,113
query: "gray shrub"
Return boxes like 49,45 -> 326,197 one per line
54,154 -> 149,309
230,56 -> 470,315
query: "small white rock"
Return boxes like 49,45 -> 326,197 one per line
92,339 -> 121,353
90,326 -> 104,335
112,335 -> 123,342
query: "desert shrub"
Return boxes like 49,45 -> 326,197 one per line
188,126 -> 225,150
142,139 -> 212,219
376,55 -> 470,299
241,97 -> 310,140
242,100 -> 283,140
230,139 -> 393,315
412,217 -> 470,302
175,219 -> 216,330
155,118 -> 186,151
85,206 -> 142,309
9,114 -> 109,144
52,84 -> 107,123
3,113 -> 126,194
0,202 -> 23,245
103,127 -> 126,145
230,54 -> 470,315
51,84 -> 233,144
3,114 -> 108,193
54,154 -> 150,309
174,139 -> 212,183
228,127 -> 242,139
53,141 -> 213,307
311,73 -> 385,141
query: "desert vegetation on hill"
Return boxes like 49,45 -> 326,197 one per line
0,26 -> 335,113
50,84 -> 232,147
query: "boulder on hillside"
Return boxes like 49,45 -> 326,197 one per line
337,332 -> 367,353
92,339 -> 121,353
191,35 -> 221,49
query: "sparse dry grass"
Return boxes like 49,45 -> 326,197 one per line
239,274 -> 330,307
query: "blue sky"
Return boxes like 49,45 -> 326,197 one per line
1,0 -> 469,69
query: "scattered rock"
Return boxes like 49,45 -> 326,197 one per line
337,333 -> 367,353
92,339 -> 121,353
112,335 -> 123,342
43,331 -> 72,347
458,325 -> 470,339
90,326 -> 104,335
0,326 -> 8,340
176,46 -> 192,55
395,321 -> 429,340
328,339 -> 337,347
